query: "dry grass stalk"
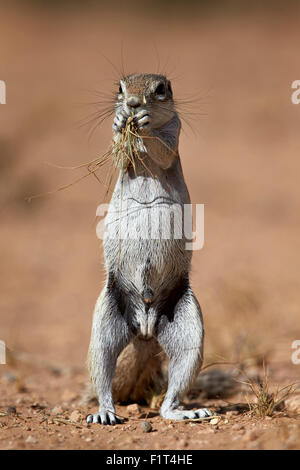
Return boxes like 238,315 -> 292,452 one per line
240,364 -> 297,418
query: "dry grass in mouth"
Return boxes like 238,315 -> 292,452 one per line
112,116 -> 140,171
26,115 -> 158,202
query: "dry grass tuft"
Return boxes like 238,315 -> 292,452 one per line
241,365 -> 297,418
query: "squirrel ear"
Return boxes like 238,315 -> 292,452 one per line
119,79 -> 126,95
167,80 -> 173,97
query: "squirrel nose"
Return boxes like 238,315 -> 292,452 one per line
126,96 -> 141,108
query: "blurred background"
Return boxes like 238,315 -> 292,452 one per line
1,0 -> 300,380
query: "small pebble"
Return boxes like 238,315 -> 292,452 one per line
51,406 -> 63,415
4,373 -> 17,383
6,406 -> 17,415
70,410 -> 81,423
141,421 -> 152,433
126,404 -> 141,415
226,410 -> 239,416
210,417 -> 219,425
242,430 -> 258,442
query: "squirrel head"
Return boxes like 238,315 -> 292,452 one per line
116,73 -> 177,130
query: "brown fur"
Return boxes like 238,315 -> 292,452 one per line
85,338 -> 166,406
112,338 -> 165,403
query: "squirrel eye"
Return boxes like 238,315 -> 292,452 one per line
118,84 -> 122,94
155,83 -> 166,96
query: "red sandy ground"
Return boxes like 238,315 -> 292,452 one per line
0,4 -> 300,450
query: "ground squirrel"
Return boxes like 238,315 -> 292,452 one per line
86,73 -> 211,424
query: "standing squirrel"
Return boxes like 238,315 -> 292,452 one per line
86,73 -> 211,424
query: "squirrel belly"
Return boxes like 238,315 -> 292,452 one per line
102,160 -> 192,322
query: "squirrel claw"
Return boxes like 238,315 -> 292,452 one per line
113,114 -> 126,133
160,408 -> 212,421
133,109 -> 151,130
86,411 -> 123,426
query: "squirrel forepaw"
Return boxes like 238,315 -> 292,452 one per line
133,109 -> 151,132
112,110 -> 128,133
113,108 -> 151,135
